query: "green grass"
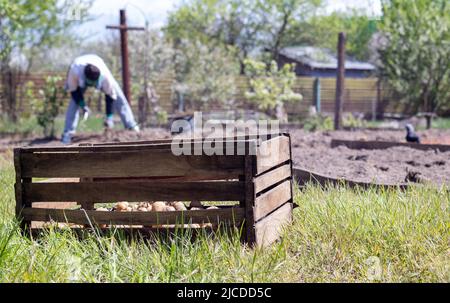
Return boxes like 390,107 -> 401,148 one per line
432,118 -> 450,129
0,114 -> 120,137
0,154 -> 448,282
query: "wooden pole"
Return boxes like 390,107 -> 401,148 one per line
334,32 -> 346,130
106,9 -> 145,105
119,10 -> 131,105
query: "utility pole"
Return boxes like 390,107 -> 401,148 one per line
106,9 -> 144,105
334,32 -> 346,130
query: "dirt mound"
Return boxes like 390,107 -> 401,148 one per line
287,128 -> 450,186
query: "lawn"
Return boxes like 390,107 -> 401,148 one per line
0,152 -> 448,282
0,114 -> 113,137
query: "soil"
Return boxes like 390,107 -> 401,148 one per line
287,128 -> 450,186
1,127 -> 449,186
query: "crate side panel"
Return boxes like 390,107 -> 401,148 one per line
255,202 -> 293,247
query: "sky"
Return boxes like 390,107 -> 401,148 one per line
76,0 -> 382,40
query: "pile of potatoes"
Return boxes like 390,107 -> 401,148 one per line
100,201 -> 220,212
95,201 -> 220,229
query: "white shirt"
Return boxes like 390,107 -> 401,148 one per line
65,54 -> 118,100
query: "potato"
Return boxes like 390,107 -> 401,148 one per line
115,201 -> 129,211
190,207 -> 202,211
166,206 -> 176,211
207,206 -> 219,210
173,202 -> 187,211
137,207 -> 148,212
138,202 -> 150,208
152,202 -> 166,212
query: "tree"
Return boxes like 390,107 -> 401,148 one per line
129,29 -> 175,125
378,0 -> 450,123
172,40 -> 240,111
0,0 -> 92,121
165,0 -> 324,73
285,10 -> 378,61
244,59 -> 302,122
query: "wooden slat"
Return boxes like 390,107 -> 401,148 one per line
256,135 -> 291,174
19,137 -> 263,153
255,202 -> 292,247
254,164 -> 291,194
23,181 -> 244,202
254,180 -> 291,221
13,149 -> 28,231
21,151 -> 244,178
22,207 -> 245,225
243,155 -> 256,245
293,167 -> 411,190
331,139 -> 450,152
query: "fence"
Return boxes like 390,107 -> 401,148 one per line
0,73 -> 397,119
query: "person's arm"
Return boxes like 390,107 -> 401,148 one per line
70,87 -> 86,108
105,94 -> 114,118
66,65 -> 89,110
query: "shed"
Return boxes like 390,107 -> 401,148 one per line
277,46 -> 375,78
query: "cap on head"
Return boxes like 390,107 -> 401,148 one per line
84,64 -> 100,82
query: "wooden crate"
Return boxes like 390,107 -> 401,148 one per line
13,133 -> 295,247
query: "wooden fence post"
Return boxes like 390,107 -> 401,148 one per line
334,32 -> 346,130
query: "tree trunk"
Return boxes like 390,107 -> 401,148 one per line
274,103 -> 288,123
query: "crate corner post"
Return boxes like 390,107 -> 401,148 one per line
14,148 -> 30,234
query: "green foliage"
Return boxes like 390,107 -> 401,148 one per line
244,59 -> 302,122
173,40 -> 240,109
0,0 -> 92,64
155,110 -> 169,125
165,0 -> 325,69
343,113 -> 367,129
165,0 -> 376,67
31,76 -> 66,138
303,114 -> 333,132
378,0 -> 450,114
290,10 -> 378,61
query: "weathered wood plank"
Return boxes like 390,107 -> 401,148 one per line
243,155 -> 256,245
13,148 -> 28,231
255,202 -> 292,247
22,207 -> 245,226
19,137 -> 261,153
21,151 -> 244,178
254,164 -> 291,194
293,167 -> 411,190
23,181 -> 244,202
256,135 -> 291,175
254,180 -> 291,221
331,139 -> 450,152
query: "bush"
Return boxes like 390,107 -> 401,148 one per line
31,76 -> 66,138
303,114 -> 333,132
244,59 -> 302,123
